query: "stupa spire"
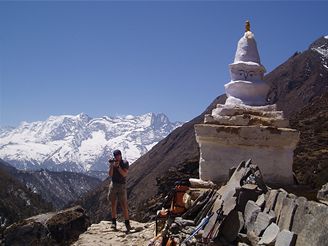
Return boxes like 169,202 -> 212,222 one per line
245,20 -> 250,32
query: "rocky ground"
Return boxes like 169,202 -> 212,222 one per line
74,160 -> 328,246
1,206 -> 90,246
72,220 -> 155,246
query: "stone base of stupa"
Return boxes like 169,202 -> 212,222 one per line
195,104 -> 300,185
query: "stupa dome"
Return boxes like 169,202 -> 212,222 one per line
230,30 -> 266,73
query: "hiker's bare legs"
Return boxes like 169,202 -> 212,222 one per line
110,195 -> 117,219
119,197 -> 129,220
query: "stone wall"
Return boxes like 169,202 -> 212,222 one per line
255,188 -> 328,246
197,160 -> 328,246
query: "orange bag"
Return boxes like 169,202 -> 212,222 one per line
170,185 -> 189,215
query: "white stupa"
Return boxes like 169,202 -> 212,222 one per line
195,21 -> 300,185
225,21 -> 269,106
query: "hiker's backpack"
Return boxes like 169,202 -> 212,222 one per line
170,184 -> 189,215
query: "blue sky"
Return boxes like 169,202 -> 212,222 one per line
0,1 -> 327,127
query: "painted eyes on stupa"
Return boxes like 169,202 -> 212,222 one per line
236,70 -> 258,80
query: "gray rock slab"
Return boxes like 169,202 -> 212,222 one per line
275,230 -> 296,246
221,210 -> 244,242
264,190 -> 278,212
244,200 -> 261,233
277,197 -> 297,231
222,196 -> 237,216
291,196 -> 308,234
254,212 -> 275,236
295,201 -> 328,246
258,222 -> 280,245
256,193 -> 266,209
274,191 -> 287,223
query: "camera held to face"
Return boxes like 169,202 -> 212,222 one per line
108,158 -> 116,164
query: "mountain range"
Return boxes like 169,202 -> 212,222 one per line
74,35 -> 328,223
0,113 -> 182,173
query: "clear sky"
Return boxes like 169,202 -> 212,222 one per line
0,1 -> 327,127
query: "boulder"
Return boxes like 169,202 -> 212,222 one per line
2,220 -> 54,246
275,230 -> 296,246
47,206 -> 91,243
3,206 -> 90,246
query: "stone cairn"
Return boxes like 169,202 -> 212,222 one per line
195,21 -> 300,185
150,160 -> 328,246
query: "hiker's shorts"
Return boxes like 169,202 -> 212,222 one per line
108,182 -> 128,204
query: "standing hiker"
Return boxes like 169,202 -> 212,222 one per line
108,149 -> 132,231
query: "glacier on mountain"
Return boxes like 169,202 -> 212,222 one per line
0,113 -> 182,172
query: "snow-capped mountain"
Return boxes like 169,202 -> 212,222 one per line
310,35 -> 328,70
0,113 -> 183,172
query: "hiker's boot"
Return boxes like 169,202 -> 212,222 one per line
125,220 -> 132,232
111,218 -> 117,230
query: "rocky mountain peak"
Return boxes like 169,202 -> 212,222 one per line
310,36 -> 328,72
151,113 -> 180,131
309,35 -> 328,53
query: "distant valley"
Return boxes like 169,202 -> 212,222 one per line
0,159 -> 101,209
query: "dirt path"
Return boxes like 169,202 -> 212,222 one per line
72,220 -> 155,246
